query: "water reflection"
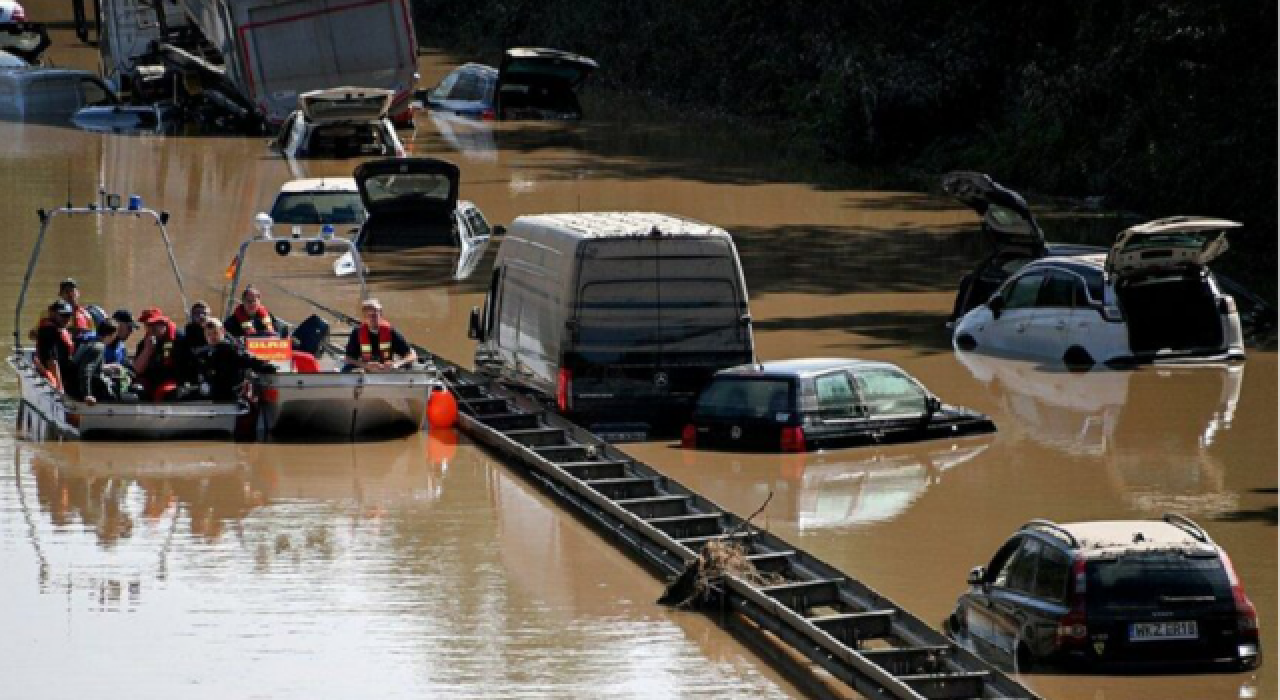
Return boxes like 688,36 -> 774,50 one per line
673,438 -> 990,533
955,351 -> 1243,515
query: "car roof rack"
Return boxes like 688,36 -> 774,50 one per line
1022,519 -> 1079,549
1163,513 -> 1211,544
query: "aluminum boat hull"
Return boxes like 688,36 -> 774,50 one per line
259,371 -> 435,438
10,353 -> 245,440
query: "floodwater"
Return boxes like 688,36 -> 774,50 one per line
1,9 -> 1275,700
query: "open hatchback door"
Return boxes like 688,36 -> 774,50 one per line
943,171 -> 1045,256
300,87 -> 394,123
354,157 -> 461,249
497,47 -> 597,119
1107,216 -> 1239,278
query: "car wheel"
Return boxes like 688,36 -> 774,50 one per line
1062,345 -> 1094,368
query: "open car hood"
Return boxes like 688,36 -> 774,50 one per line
1107,216 -> 1240,277
299,87 -> 393,123
354,157 -> 460,219
499,47 -> 597,90
0,22 -> 50,64
942,171 -> 1044,250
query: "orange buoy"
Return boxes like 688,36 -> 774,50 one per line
426,386 -> 458,429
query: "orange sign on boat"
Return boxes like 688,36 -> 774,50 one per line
245,337 -> 292,364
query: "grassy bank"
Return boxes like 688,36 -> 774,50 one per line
412,0 -> 1276,299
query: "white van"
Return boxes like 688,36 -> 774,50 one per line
469,212 -> 755,430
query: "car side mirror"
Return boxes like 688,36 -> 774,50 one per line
926,396 -> 942,414
967,566 -> 986,586
468,307 -> 483,341
739,313 -> 752,326
493,224 -> 507,237
987,296 -> 1005,319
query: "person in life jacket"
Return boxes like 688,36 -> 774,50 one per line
224,285 -> 281,340
58,278 -> 96,343
133,308 -> 180,399
343,298 -> 417,372
35,300 -> 76,389
194,318 -> 277,401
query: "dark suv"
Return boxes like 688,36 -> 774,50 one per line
946,515 -> 1261,671
682,358 -> 995,452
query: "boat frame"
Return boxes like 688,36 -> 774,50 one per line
9,197 -> 247,440
223,224 -> 437,439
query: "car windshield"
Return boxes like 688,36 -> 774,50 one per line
694,378 -> 792,421
852,368 -> 928,416
270,192 -> 365,225
1086,551 -> 1231,611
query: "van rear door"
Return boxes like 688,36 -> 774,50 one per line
568,237 -> 752,419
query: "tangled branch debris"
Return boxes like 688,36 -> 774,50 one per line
658,491 -> 784,608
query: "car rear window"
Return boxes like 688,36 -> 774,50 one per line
1086,551 -> 1231,611
694,378 -> 792,421
270,192 -> 365,225
577,279 -> 742,348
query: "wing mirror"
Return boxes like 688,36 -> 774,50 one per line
967,566 -> 986,586
493,224 -> 507,237
926,396 -> 942,415
468,306 -> 483,341
987,295 -> 1005,319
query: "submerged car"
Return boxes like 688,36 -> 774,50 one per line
944,171 -> 1274,335
268,177 -> 366,238
353,157 -> 495,258
0,67 -> 117,123
681,358 -> 995,452
273,87 -> 405,159
421,47 -> 597,120
953,217 -> 1248,365
947,515 -> 1261,671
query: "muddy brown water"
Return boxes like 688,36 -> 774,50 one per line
0,12 -> 1275,699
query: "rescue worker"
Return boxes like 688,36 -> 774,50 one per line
176,300 -> 211,382
343,298 -> 417,372
194,318 -> 277,401
133,308 -> 180,400
225,285 -> 282,339
58,278 -> 96,343
35,300 -> 76,389
104,309 -> 137,368
68,319 -> 124,405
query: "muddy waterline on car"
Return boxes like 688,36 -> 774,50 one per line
0,18 -> 1274,700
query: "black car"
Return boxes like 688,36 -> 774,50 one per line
942,171 -> 1275,334
946,515 -> 1262,672
681,358 -> 995,452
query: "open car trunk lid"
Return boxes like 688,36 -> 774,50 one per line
497,47 -> 597,118
1107,217 -> 1239,278
354,157 -> 461,250
942,171 -> 1045,254
299,87 -> 393,123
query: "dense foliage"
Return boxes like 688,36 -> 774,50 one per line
413,0 -> 1276,297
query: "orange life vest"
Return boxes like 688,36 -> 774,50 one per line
71,305 -> 93,334
233,303 -> 275,336
358,321 -> 393,361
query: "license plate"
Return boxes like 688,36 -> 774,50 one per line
1130,621 -> 1198,641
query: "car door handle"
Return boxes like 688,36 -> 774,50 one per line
1055,320 -> 1067,330
1015,323 -> 1028,333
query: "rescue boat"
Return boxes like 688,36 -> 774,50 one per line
222,218 -> 439,439
8,194 -> 247,440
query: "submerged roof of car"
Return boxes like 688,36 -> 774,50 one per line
1028,519 -> 1218,557
718,357 -> 904,379
278,177 -> 358,193
511,212 -> 729,241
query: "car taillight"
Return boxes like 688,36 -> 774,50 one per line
1056,558 -> 1089,649
779,426 -> 806,453
681,423 -> 697,449
481,108 -> 496,121
1219,295 -> 1237,315
1221,550 -> 1259,636
556,368 -> 572,413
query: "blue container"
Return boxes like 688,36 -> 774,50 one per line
321,224 -> 335,238
127,194 -> 142,211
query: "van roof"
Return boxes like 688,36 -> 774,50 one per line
512,212 -> 728,241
